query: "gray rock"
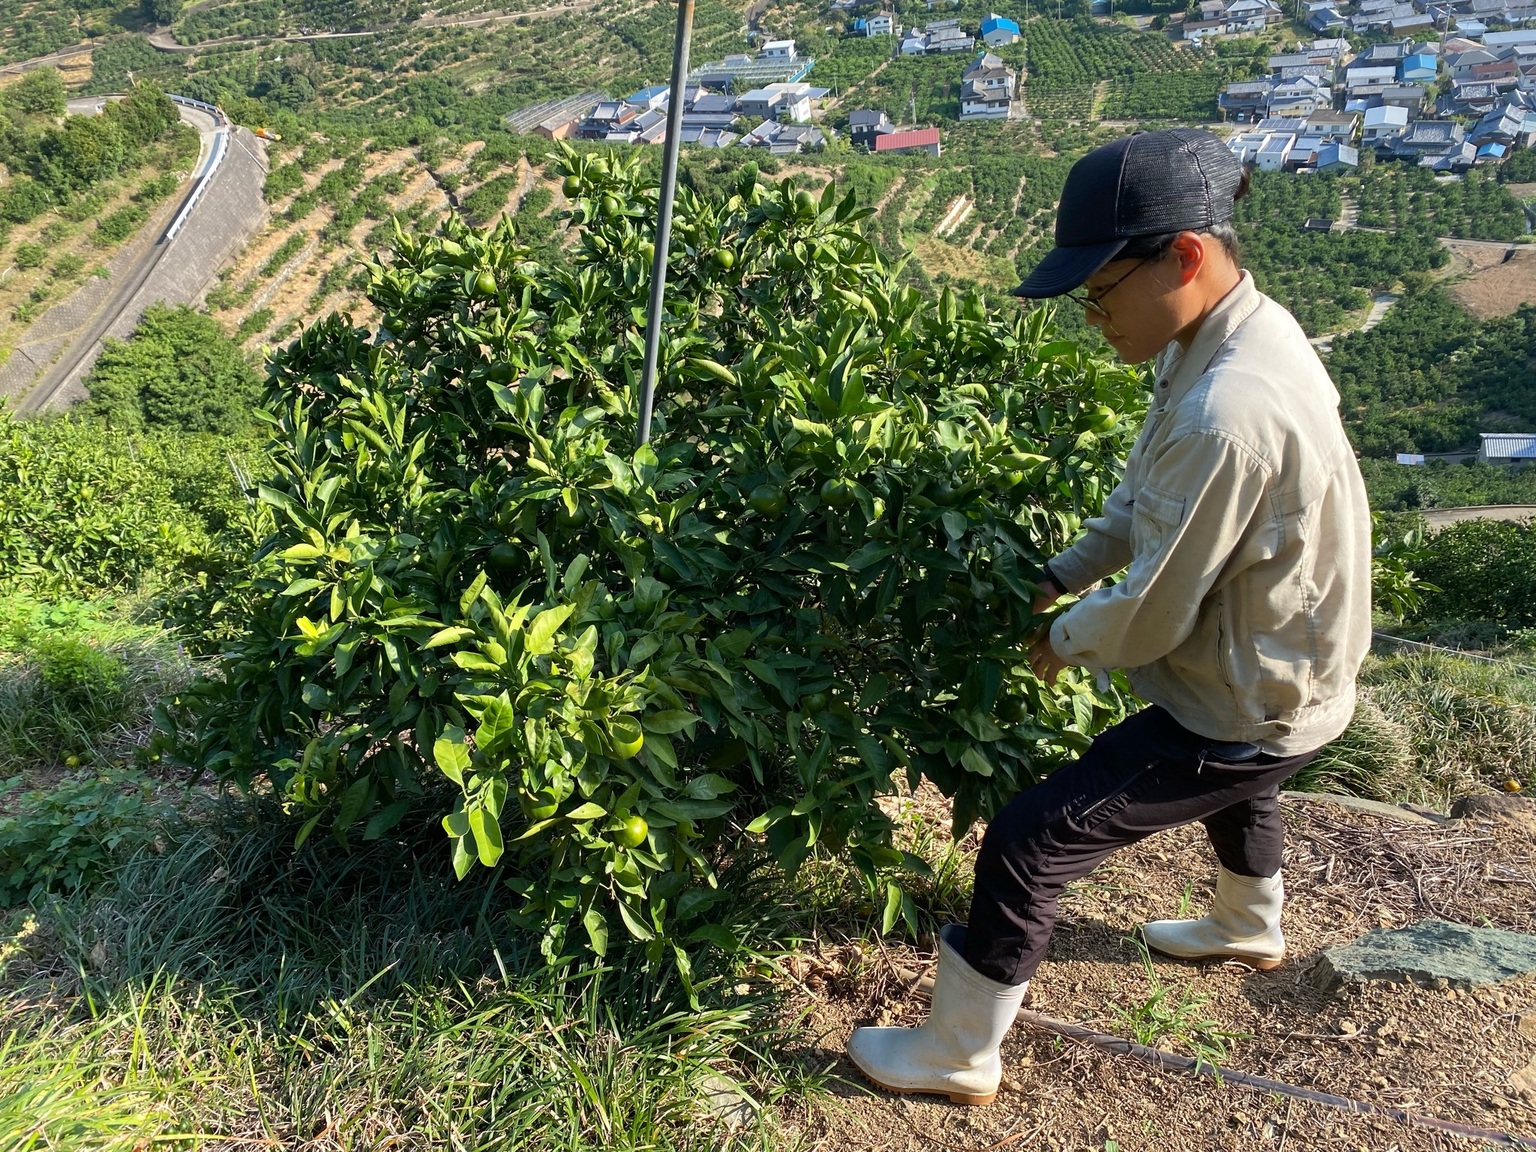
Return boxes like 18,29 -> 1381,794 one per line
698,1073 -> 756,1130
1319,919 -> 1536,991
1281,790 -> 1446,826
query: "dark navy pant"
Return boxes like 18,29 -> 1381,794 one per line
964,705 -> 1319,985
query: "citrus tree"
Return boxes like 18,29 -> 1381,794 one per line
169,146 -> 1146,969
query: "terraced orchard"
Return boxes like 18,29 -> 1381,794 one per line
1024,17 -> 1209,124
85,0 -> 744,125
209,133 -> 570,349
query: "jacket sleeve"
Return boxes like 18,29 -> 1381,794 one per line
1043,473 -> 1135,593
1048,429 -> 1272,671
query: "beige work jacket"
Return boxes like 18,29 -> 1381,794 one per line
1046,272 -> 1372,755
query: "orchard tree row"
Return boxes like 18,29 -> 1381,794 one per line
1329,287 -> 1536,456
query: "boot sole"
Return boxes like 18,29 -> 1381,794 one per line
853,1066 -> 997,1106
1144,944 -> 1284,970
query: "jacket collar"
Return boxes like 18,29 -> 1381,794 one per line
1152,271 -> 1262,409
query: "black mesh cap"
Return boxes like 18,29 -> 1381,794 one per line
1012,129 -> 1246,298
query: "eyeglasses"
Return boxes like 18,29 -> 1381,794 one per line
1064,254 -> 1158,319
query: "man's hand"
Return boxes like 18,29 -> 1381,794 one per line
1028,579 -> 1073,684
1029,631 -> 1072,684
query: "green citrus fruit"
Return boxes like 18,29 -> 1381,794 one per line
820,478 -> 856,508
748,484 -> 787,516
488,542 -> 520,569
601,193 -> 621,217
802,690 -> 830,714
562,174 -> 581,197
794,189 -> 816,213
713,248 -> 736,270
614,814 -> 648,848
522,790 -> 560,820
1086,405 -> 1119,433
774,248 -> 800,272
64,754 -> 81,768
607,715 -> 644,759
473,270 -> 497,297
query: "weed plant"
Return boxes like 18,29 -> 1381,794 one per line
1113,939 -> 1249,1071
0,595 -> 194,767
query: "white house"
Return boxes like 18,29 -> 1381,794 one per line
1224,0 -> 1283,31
980,13 -> 1021,45
866,11 -> 898,35
1255,132 -> 1295,169
760,39 -> 797,60
1226,130 -> 1272,161
1345,64 -> 1399,94
959,50 -> 1016,120
1362,103 -> 1410,142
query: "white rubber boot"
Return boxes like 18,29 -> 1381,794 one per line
846,924 -> 1029,1106
1142,867 -> 1286,969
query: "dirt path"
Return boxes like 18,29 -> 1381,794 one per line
1422,504 -> 1536,529
1359,291 -> 1400,332
778,791 -> 1536,1152
138,1 -> 596,53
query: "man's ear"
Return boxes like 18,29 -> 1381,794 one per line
1167,231 -> 1206,286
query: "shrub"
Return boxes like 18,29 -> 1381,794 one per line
0,415 -> 251,599
13,242 -> 45,269
94,202 -> 149,246
1410,519 -> 1536,630
172,151 -> 1145,966
0,770 -> 167,907
83,303 -> 262,434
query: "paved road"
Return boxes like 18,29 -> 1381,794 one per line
1359,291 -> 1400,332
2,100 -> 268,413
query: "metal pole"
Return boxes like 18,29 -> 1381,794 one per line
636,0 -> 697,449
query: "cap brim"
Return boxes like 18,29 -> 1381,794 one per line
1010,238 -> 1128,298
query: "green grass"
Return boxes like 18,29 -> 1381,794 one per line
1295,647 -> 1536,808
0,594 -> 193,768
1,802 -> 824,1151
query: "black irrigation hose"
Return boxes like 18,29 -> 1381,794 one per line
902,971 -> 1536,1150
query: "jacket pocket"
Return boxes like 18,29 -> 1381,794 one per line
1131,482 -> 1188,557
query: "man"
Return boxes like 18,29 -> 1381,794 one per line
847,129 -> 1372,1106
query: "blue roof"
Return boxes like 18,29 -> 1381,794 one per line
853,16 -> 867,28
1400,53 -> 1437,74
626,85 -> 670,104
980,14 -> 1020,34
1478,141 -> 1508,156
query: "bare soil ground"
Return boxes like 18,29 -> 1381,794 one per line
772,790 -> 1536,1152
1423,505 -> 1536,530
910,235 -> 1016,289
1450,248 -> 1536,320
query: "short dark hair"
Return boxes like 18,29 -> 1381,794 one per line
1116,168 -> 1248,265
